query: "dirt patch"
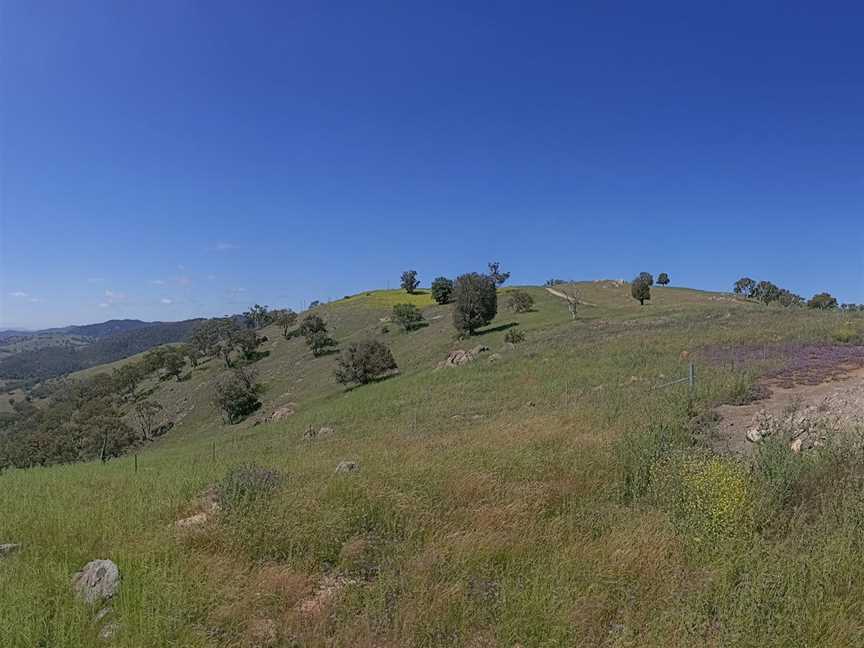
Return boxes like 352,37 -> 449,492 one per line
713,367 -> 864,455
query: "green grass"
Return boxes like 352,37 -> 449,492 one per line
2,283 -> 864,647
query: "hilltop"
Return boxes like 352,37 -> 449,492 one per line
2,280 -> 864,647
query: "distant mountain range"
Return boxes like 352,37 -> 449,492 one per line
0,318 -> 205,382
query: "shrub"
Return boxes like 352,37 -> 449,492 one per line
217,463 -> 283,511
453,272 -> 497,335
630,274 -> 651,305
307,331 -> 337,357
504,328 -> 525,344
299,314 -> 327,337
506,289 -> 534,313
657,272 -> 670,286
400,270 -> 420,294
213,367 -> 261,423
430,277 -> 454,304
392,303 -> 424,331
832,324 -> 863,345
335,339 -> 398,386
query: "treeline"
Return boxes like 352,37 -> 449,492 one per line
0,354 -> 181,469
733,277 -> 861,310
0,319 -> 203,382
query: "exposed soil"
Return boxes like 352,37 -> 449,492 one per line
713,366 -> 864,455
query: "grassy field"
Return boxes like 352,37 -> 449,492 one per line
2,283 -> 864,647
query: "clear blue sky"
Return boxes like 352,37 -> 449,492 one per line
1,1 -> 862,328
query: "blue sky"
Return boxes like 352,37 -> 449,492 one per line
1,1 -> 862,328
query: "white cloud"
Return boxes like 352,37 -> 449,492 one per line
101,290 -> 128,307
160,298 -> 173,304
9,291 -> 29,298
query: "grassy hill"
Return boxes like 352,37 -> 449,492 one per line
2,283 -> 863,647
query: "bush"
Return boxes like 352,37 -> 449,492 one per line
430,277 -> 454,305
335,339 -> 398,386
453,272 -> 497,335
307,331 -> 337,357
832,324 -> 863,345
506,290 -> 534,313
213,367 -> 262,423
299,314 -> 327,337
504,328 -> 525,344
392,303 -> 424,331
217,463 -> 283,511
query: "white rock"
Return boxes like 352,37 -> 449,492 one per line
71,560 -> 120,605
745,428 -> 763,443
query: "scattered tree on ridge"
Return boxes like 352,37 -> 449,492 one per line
273,309 -> 298,339
487,261 -> 510,287
133,400 -> 164,441
452,272 -> 498,335
657,273 -> 670,286
161,347 -> 186,380
430,277 -> 454,305
733,277 -> 756,297
808,292 -> 838,310
631,274 -> 651,305
334,339 -> 399,386
638,272 -> 654,287
400,270 -> 420,294
752,281 -> 781,305
243,304 -> 271,329
213,367 -> 262,424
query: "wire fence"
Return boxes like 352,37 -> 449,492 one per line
654,362 -> 696,392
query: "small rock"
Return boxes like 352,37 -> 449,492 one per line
790,438 -> 803,453
745,428 -> 763,443
0,543 -> 21,558
488,353 -> 502,363
266,404 -> 296,422
335,461 -> 360,474
72,560 -> 120,605
526,401 -> 535,407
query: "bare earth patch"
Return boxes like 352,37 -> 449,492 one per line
714,366 -> 864,454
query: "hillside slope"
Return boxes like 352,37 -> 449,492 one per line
2,283 -> 864,648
